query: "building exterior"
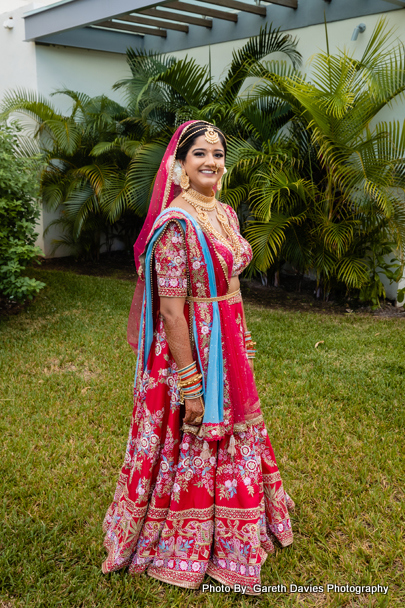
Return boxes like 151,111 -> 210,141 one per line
1,0 -> 404,299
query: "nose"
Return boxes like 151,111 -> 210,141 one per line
205,153 -> 221,169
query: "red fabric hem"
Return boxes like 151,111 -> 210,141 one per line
148,566 -> 203,589
206,564 -> 261,596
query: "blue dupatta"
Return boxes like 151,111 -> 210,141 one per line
137,208 -> 224,426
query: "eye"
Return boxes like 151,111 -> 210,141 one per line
214,153 -> 224,158
193,151 -> 205,157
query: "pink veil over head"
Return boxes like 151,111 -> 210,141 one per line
127,120 -> 198,354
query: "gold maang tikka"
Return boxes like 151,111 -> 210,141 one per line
205,127 -> 220,145
178,123 -> 224,148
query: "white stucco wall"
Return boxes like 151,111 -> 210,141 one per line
0,0 -> 128,110
0,4 -> 37,102
35,44 -> 128,256
35,44 -> 128,110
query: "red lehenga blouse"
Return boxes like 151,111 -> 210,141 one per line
102,203 -> 294,594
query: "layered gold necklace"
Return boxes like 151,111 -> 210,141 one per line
182,188 -> 241,265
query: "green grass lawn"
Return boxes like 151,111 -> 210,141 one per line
1,269 -> 404,608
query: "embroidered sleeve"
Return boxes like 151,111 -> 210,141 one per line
154,221 -> 188,297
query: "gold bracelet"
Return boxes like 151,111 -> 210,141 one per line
181,389 -> 203,401
178,373 -> 203,388
181,423 -> 200,435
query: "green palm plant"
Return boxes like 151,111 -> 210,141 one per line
113,24 -> 301,135
0,89 -> 144,259
223,133 -> 313,282
229,18 -> 405,302
92,25 -> 302,225
0,25 -> 301,259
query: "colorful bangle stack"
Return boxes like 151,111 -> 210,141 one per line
244,330 -> 257,359
177,361 -> 204,403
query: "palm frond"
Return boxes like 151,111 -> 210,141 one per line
100,172 -> 131,223
245,216 -> 290,270
148,57 -> 211,108
0,88 -> 61,123
126,141 -> 167,215
335,255 -> 369,288
216,24 -> 301,105
91,137 -> 142,158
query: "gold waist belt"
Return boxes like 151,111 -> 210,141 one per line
186,289 -> 241,303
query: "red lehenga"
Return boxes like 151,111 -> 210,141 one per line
102,202 -> 294,594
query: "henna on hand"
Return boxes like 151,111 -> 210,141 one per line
159,297 -> 205,424
183,396 -> 204,425
161,311 -> 193,367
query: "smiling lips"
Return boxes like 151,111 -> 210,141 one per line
201,165 -> 222,174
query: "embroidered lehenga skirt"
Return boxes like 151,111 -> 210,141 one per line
102,211 -> 293,593
102,298 -> 294,593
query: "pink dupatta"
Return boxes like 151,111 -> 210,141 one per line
127,121 -> 197,356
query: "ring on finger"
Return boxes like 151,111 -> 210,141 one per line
194,415 -> 203,425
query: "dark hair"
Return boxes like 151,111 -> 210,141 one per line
176,122 -> 227,161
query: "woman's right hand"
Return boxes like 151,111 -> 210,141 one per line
183,397 -> 204,425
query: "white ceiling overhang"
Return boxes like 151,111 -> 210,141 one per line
23,0 -> 402,54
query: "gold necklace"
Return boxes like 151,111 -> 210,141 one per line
182,188 -> 216,211
181,188 -> 241,266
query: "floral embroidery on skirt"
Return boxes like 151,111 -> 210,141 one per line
102,302 -> 294,594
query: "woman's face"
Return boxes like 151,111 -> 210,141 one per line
181,134 -> 225,195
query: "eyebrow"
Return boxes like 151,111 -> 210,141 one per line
192,147 -> 224,152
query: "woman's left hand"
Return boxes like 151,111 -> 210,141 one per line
248,358 -> 254,376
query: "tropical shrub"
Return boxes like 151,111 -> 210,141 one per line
0,91 -> 145,260
92,25 -> 301,220
2,21 -> 404,306
0,25 -> 301,261
0,127 -> 45,302
226,18 -> 405,303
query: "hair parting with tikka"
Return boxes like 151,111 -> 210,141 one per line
175,121 -> 227,161
173,121 -> 227,188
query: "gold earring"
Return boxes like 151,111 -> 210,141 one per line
217,176 -> 222,191
180,167 -> 190,190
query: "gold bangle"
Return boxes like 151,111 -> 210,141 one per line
178,373 -> 203,388
181,423 -> 200,435
181,390 -> 204,402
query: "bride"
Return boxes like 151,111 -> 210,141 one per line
102,120 -> 294,594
